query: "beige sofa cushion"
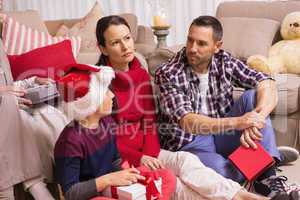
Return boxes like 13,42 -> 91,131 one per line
76,52 -> 100,65
55,2 -> 103,53
220,17 -> 280,61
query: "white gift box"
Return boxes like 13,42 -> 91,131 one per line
102,178 -> 162,200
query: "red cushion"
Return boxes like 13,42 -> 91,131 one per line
8,40 -> 77,81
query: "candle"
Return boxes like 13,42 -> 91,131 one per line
153,14 -> 168,27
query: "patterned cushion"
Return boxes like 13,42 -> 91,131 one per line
55,1 -> 103,53
1,15 -> 81,57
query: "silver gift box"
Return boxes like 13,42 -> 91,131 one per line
24,83 -> 59,104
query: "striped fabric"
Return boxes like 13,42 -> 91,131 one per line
1,15 -> 81,57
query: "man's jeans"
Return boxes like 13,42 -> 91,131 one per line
180,89 -> 280,183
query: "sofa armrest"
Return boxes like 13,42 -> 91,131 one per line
233,74 -> 300,116
136,25 -> 155,46
135,25 -> 156,57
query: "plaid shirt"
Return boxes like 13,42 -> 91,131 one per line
155,47 -> 272,151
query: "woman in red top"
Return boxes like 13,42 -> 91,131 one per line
95,15 -> 175,200
95,15 -> 269,200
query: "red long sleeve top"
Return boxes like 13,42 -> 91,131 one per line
111,58 -> 161,167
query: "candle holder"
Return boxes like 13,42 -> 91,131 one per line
148,0 -> 170,48
152,25 -> 171,48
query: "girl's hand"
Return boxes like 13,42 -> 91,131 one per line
96,168 -> 145,192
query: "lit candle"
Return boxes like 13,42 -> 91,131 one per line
153,14 -> 168,27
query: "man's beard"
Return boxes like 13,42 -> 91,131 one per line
188,56 -> 210,68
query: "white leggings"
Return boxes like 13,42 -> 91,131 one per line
158,150 -> 242,200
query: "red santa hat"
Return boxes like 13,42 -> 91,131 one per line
57,63 -> 115,120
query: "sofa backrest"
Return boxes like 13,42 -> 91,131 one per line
215,1 -> 300,61
44,13 -> 138,42
216,0 -> 300,42
0,10 -> 139,42
217,1 -> 300,22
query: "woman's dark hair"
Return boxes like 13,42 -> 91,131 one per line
95,15 -> 131,66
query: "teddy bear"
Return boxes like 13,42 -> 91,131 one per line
247,12 -> 300,75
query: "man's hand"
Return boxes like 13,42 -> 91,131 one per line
240,126 -> 263,149
140,155 -> 164,170
95,168 -> 145,192
0,85 -> 32,108
236,111 -> 266,130
34,77 -> 55,85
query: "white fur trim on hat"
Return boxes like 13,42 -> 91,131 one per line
63,66 -> 115,121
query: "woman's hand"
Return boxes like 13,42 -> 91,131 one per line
95,168 -> 145,192
0,85 -> 26,96
140,155 -> 164,170
34,77 -> 55,85
0,85 -> 32,108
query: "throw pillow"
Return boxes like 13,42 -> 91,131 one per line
8,40 -> 77,81
219,17 -> 280,61
1,15 -> 81,57
55,1 -> 103,53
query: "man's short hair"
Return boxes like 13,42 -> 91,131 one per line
190,16 -> 223,42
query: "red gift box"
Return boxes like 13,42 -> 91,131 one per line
228,142 -> 275,181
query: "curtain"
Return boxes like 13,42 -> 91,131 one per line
2,0 -> 225,46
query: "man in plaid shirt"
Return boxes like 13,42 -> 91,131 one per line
155,16 -> 300,198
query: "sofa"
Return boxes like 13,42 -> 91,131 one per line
148,0 -> 300,152
1,1 -> 300,199
0,9 -> 156,64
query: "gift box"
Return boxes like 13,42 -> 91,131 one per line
102,178 -> 162,200
229,142 -> 275,181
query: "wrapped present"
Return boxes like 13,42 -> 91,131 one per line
229,142 -> 275,181
102,173 -> 162,200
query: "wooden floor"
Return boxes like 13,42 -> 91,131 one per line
278,158 -> 300,184
14,159 -> 300,200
